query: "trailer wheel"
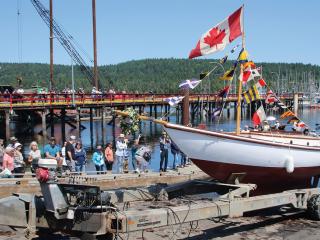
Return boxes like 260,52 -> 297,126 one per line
307,194 -> 320,220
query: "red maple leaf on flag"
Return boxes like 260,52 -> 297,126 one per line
203,27 -> 226,48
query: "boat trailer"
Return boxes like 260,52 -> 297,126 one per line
0,160 -> 320,239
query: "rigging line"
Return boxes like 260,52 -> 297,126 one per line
159,105 -> 177,121
214,62 -> 239,130
215,79 -> 234,130
265,82 -> 314,133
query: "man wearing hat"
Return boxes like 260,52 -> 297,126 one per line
115,133 -> 128,174
13,142 -> 25,177
159,131 -> 171,172
7,136 -> 18,148
65,135 -> 76,172
44,137 -> 62,166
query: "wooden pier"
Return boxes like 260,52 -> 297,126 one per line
0,92 -> 304,142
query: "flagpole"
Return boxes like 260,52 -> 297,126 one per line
236,4 -> 244,135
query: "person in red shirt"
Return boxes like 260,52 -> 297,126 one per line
104,143 -> 114,173
2,147 -> 15,172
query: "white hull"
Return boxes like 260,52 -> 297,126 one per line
164,123 -> 320,194
165,124 -> 320,168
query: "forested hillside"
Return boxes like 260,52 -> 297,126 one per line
0,58 -> 319,93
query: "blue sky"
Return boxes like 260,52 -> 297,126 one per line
0,0 -> 319,65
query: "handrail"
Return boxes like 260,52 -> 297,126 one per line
0,92 -> 301,109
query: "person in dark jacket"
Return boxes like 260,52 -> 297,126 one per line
74,142 -> 86,173
159,131 -> 170,172
170,141 -> 179,170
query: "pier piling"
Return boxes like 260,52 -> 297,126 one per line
61,109 -> 66,143
101,107 -> 106,146
50,109 -> 54,137
294,93 -> 299,115
76,108 -> 81,138
41,110 -> 47,142
5,110 -> 10,141
90,108 -> 93,150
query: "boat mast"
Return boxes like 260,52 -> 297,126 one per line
236,5 -> 245,135
49,0 -> 54,90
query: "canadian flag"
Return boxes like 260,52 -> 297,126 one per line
252,106 -> 266,126
189,7 -> 243,59
265,90 -> 276,104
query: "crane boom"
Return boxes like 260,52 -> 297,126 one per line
30,0 -> 100,88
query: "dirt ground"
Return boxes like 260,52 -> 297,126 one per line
0,208 -> 320,240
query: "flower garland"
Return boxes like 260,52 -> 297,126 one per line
119,107 -> 140,136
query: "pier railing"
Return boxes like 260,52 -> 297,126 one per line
0,92 -> 302,110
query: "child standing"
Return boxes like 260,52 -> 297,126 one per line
92,145 -> 105,174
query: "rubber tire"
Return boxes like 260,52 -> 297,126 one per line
307,194 -> 320,220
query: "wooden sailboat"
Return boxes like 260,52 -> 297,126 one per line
163,6 -> 320,194
116,6 -> 320,195
163,123 -> 320,194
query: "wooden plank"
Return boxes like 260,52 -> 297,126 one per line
0,166 -> 208,198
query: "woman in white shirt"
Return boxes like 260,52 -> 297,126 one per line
28,141 -> 41,173
115,134 -> 127,174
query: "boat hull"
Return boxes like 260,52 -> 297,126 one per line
164,123 -> 320,194
192,159 -> 316,194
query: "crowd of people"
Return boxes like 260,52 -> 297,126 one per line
0,86 -> 157,106
0,130 -> 189,178
159,131 -> 189,172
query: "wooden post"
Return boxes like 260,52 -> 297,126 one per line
5,110 -> 10,141
149,105 -> 152,117
90,108 -> 93,150
76,108 -> 81,138
50,109 -> 54,137
101,107 -> 106,146
92,0 -> 99,89
182,88 -> 190,126
61,109 -> 66,143
293,93 -> 299,115
154,105 -> 157,119
112,115 -> 116,147
41,110 -> 47,143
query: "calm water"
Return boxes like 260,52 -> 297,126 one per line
2,106 -> 320,172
